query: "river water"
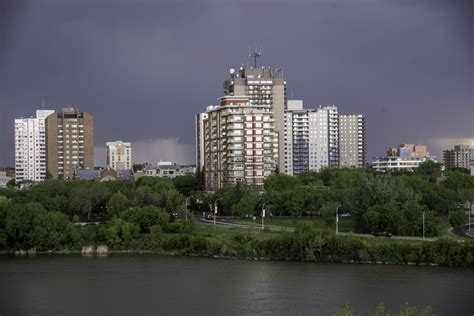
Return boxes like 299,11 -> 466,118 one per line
1,255 -> 473,315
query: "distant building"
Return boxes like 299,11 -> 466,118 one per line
45,107 -> 94,179
202,95 -> 278,190
0,170 -> 13,188
135,161 -> 196,179
74,167 -> 134,182
195,112 -> 208,171
443,144 -> 472,170
14,109 -> 55,182
372,144 -> 437,172
106,141 -> 132,171
283,102 -> 364,175
284,102 -> 338,175
339,114 -> 366,168
223,66 -> 286,172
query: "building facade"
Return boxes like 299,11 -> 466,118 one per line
106,141 -> 132,170
339,114 -> 366,168
14,110 -> 55,182
223,66 -> 286,172
283,103 -> 343,175
372,144 -> 437,172
443,144 -> 472,170
45,107 -> 94,179
195,112 -> 208,171
203,95 -> 278,190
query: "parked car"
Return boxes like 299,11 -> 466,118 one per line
372,231 -> 392,238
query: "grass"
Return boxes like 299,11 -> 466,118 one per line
237,217 -> 356,232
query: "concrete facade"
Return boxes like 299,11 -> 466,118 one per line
443,144 -> 472,170
203,95 -> 278,190
195,112 -> 208,171
223,67 -> 286,172
339,114 -> 366,168
14,109 -> 55,182
373,144 -> 437,172
283,103 -> 341,175
106,141 -> 132,171
46,107 -> 94,179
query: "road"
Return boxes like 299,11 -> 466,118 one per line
198,217 -> 438,241
449,224 -> 474,240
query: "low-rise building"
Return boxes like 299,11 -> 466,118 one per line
135,162 -> 197,179
0,170 -> 14,188
74,167 -> 134,182
372,144 -> 437,172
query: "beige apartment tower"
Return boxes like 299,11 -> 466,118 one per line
46,107 -> 94,179
223,66 -> 286,172
203,96 -> 278,190
106,141 -> 132,170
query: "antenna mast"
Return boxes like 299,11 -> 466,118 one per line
248,45 -> 261,68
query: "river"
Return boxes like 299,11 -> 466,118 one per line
1,255 -> 473,315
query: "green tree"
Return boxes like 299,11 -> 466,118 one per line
69,182 -> 109,220
106,192 -> 130,216
120,206 -> 169,233
173,175 -> 201,196
4,203 -> 46,249
449,209 -> 467,229
29,212 -> 81,250
414,160 -> 442,180
100,217 -> 140,250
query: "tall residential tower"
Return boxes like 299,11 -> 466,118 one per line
45,107 -> 94,179
223,66 -> 286,171
14,109 -> 55,182
106,141 -> 132,170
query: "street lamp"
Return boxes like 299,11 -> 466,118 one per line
336,205 -> 342,235
422,210 -> 425,240
214,198 -> 223,225
184,197 -> 191,221
261,201 -> 268,230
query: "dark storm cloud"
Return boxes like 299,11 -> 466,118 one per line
0,0 -> 472,166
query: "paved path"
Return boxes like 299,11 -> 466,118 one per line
198,218 -> 437,241
449,224 -> 474,240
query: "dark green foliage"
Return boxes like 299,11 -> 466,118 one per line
106,191 -> 129,216
120,206 -> 169,233
98,217 -> 140,250
449,209 -> 467,229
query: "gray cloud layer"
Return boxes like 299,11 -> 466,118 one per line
1,0 -> 473,166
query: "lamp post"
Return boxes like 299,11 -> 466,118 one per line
336,205 -> 342,235
184,197 -> 191,221
261,201 -> 267,230
214,198 -> 223,225
422,210 -> 425,240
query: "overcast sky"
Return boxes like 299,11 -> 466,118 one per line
0,0 -> 472,167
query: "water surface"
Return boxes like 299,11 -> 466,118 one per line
1,255 -> 473,315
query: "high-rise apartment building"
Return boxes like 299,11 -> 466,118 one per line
203,96 -> 278,190
443,145 -> 472,170
223,66 -> 286,172
14,110 -> 55,182
339,114 -> 366,168
106,141 -> 132,170
195,112 -> 208,171
284,102 -> 341,175
45,107 -> 94,179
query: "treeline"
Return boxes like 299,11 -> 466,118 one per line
199,161 -> 474,237
0,175 -> 202,221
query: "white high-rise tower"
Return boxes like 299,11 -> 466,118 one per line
14,109 -> 55,182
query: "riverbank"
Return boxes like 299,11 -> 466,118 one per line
2,226 -> 473,268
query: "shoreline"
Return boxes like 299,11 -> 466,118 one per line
0,249 -> 449,268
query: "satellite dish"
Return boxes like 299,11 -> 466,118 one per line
230,68 -> 235,74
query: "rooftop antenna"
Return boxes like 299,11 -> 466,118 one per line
248,44 -> 261,68
41,97 -> 45,110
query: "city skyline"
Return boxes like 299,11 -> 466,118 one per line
1,0 -> 473,167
